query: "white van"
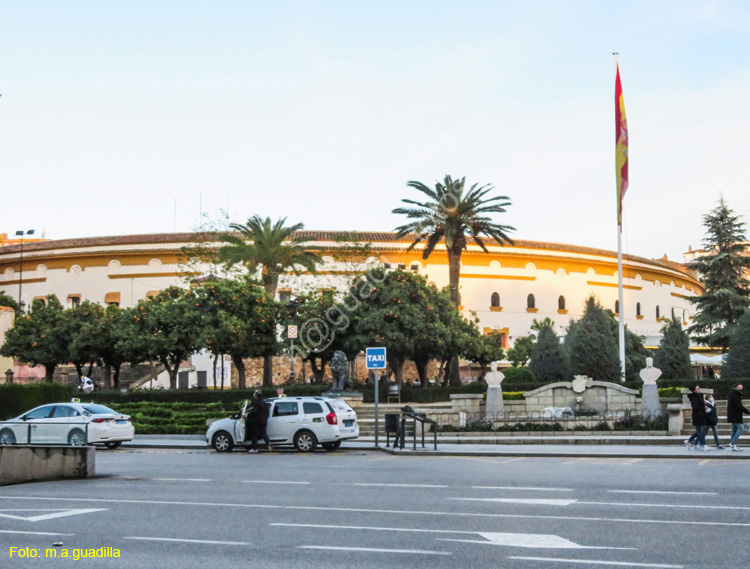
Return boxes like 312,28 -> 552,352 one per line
205,396 -> 359,452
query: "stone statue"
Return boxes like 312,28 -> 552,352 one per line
639,357 -> 662,418
330,350 -> 352,391
484,361 -> 505,419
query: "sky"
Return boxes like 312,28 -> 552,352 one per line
1,1 -> 749,262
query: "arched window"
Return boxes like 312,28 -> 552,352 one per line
615,300 -> 619,314
527,294 -> 535,309
558,296 -> 565,310
636,302 -> 641,316
656,306 -> 660,319
490,292 -> 500,307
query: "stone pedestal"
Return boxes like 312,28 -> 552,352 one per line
450,394 -> 483,419
641,384 -> 660,418
667,403 -> 684,435
485,387 -> 504,419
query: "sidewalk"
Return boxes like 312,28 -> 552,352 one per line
122,435 -> 750,459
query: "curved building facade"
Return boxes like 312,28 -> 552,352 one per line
0,231 -> 702,348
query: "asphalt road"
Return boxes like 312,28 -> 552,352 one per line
1,447 -> 749,569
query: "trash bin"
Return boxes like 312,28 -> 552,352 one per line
385,413 -> 399,446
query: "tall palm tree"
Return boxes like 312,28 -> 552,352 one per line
393,175 -> 514,384
218,216 -> 321,298
393,175 -> 514,305
218,216 -> 321,386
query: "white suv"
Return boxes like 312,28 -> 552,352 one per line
206,396 -> 359,452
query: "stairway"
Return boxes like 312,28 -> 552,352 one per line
354,402 -> 452,437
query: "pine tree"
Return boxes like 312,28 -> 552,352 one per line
653,318 -> 693,380
529,323 -> 570,383
688,197 -> 750,350
565,296 -> 621,382
722,310 -> 750,379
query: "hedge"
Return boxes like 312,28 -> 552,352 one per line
0,383 -> 75,421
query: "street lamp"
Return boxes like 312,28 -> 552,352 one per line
15,229 -> 35,311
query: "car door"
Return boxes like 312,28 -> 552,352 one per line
24,405 -> 57,444
234,400 -> 248,443
267,401 -> 299,443
49,405 -> 80,444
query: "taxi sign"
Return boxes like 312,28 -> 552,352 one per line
365,347 -> 387,369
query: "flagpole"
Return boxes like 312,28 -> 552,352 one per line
614,52 -> 626,382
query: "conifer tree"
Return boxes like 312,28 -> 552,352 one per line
688,197 -> 750,350
529,323 -> 569,383
565,296 -> 621,382
722,310 -> 750,379
653,318 -> 692,380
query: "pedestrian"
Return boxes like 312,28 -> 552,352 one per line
684,385 -> 709,450
727,384 -> 750,452
247,390 -> 272,453
704,394 -> 725,449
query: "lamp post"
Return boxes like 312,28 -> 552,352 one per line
15,229 -> 35,311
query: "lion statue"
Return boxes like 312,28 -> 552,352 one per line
330,350 -> 352,391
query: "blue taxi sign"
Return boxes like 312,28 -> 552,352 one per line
365,347 -> 387,370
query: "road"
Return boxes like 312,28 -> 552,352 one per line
1,447 -> 749,568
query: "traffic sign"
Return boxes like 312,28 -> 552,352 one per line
365,347 -> 387,369
287,325 -> 298,339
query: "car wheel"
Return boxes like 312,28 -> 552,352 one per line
212,431 -> 234,452
68,429 -> 87,446
104,441 -> 122,450
294,430 -> 317,452
0,429 -> 16,446
322,441 -> 341,452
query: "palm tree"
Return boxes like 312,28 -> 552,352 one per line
218,216 -> 321,298
393,175 -> 514,383
218,216 -> 322,386
393,175 -> 514,305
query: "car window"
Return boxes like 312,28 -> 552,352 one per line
51,406 -> 78,418
303,402 -> 324,415
330,401 -> 353,412
82,404 -> 117,415
25,405 -> 55,420
272,402 -> 299,417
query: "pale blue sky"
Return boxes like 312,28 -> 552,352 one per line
1,1 -> 749,261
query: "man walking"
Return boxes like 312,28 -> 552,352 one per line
727,384 -> 749,451
247,390 -> 272,453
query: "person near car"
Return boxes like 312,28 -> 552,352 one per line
247,390 -> 272,453
685,385 -> 708,450
727,384 -> 750,451
704,394 -> 724,449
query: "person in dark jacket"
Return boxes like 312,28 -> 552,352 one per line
246,390 -> 272,453
685,385 -> 708,450
705,394 -> 724,449
727,384 -> 749,451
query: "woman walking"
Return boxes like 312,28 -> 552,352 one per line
705,394 -> 725,449
684,386 -> 709,451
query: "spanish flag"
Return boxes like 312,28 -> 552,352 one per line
615,62 -> 628,228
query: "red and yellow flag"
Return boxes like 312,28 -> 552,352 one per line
615,62 -> 628,228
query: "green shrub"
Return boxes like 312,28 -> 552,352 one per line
501,367 -> 536,384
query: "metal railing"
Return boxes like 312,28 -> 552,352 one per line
0,420 -> 90,445
387,406 -> 438,450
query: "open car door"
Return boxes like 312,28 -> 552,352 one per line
236,400 -> 248,443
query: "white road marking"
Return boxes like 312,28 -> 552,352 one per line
440,532 -> 632,549
4,495 -> 749,528
0,508 -> 107,522
0,530 -> 74,536
272,523 -> 629,550
299,545 -> 451,555
508,556 -> 683,568
125,537 -> 250,546
243,480 -> 311,485
355,483 -> 449,488
471,486 -> 572,492
580,501 -> 750,511
450,498 -> 579,506
153,478 -> 211,482
608,490 -> 717,496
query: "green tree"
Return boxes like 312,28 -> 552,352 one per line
393,175 -> 514,383
565,296 -> 621,382
464,331 -> 506,382
507,335 -> 534,367
0,295 -> 68,382
98,305 -> 137,389
65,301 -> 106,379
688,197 -> 750,350
0,293 -> 20,313
653,318 -> 693,380
195,278 -> 278,389
529,323 -> 569,383
124,287 -> 203,389
722,310 -> 750,379
217,215 -> 321,386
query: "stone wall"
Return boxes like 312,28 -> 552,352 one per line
0,445 -> 95,486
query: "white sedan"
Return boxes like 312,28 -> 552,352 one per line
0,400 -> 135,449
